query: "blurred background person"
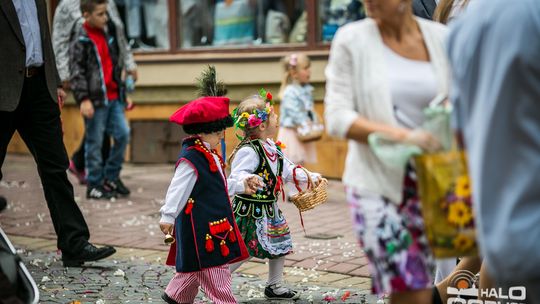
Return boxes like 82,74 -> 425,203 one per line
0,0 -> 116,267
433,0 -> 471,24
324,0 -> 451,302
52,0 -> 137,185
448,0 -> 540,301
277,53 -> 318,167
412,0 -> 437,19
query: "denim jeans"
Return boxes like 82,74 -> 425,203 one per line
84,100 -> 130,187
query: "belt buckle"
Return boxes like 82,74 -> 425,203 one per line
25,67 -> 38,78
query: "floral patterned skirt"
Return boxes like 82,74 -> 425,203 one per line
235,202 -> 293,259
347,166 -> 435,296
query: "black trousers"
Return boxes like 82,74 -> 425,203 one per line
0,72 -> 89,255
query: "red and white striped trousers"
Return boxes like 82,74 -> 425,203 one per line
164,265 -> 237,304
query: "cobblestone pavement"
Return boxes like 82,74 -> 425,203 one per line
12,237 -> 382,303
1,154 -> 386,303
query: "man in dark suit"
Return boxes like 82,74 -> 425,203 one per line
413,0 -> 437,19
0,0 -> 116,266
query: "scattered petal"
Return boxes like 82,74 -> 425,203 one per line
341,291 -> 351,301
323,295 -> 336,302
30,259 -> 43,266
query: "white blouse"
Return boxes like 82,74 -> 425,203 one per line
384,44 -> 438,128
229,138 -> 321,193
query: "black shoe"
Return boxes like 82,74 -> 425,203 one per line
87,185 -> 116,200
161,292 -> 179,304
62,243 -> 116,267
264,284 -> 300,300
0,196 -> 7,212
105,179 -> 130,196
129,38 -> 153,50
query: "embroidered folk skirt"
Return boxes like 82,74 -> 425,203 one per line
234,201 -> 293,259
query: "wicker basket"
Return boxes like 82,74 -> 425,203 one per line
289,166 -> 328,212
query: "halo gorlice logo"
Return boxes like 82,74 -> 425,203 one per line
447,270 -> 478,301
447,270 -> 526,304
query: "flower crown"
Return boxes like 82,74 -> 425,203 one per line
232,88 -> 274,139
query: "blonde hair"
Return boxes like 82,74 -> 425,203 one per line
229,95 -> 267,165
433,0 -> 470,24
278,53 -> 311,100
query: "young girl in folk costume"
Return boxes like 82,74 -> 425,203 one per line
228,90 -> 322,300
159,95 -> 261,304
277,53 -> 318,165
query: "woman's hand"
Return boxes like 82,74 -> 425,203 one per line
403,129 -> 442,153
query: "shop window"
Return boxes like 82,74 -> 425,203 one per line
177,0 -> 307,49
107,0 -> 365,54
114,0 -> 171,50
318,0 -> 366,42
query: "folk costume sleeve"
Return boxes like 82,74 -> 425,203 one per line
282,156 -> 321,186
159,161 -> 197,224
227,175 -> 246,197
229,146 -> 261,192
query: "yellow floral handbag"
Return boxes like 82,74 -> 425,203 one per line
414,150 -> 478,258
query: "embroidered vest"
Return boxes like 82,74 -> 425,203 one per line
168,137 -> 248,272
232,140 -> 284,219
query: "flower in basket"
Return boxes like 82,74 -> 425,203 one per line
447,200 -> 473,227
453,233 -> 475,252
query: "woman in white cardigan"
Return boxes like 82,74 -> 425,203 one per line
325,1 -> 450,303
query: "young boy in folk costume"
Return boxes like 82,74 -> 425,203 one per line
159,95 -> 260,304
228,90 -> 323,300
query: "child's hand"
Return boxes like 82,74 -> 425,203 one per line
125,96 -> 135,111
311,173 -> 323,186
315,177 -> 327,187
159,222 -> 173,235
243,175 -> 264,195
80,99 -> 94,118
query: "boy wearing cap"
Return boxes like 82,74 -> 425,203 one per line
159,96 -> 260,304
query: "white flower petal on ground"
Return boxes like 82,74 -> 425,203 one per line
41,276 -> 51,282
30,258 -> 42,266
113,269 -> 125,277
